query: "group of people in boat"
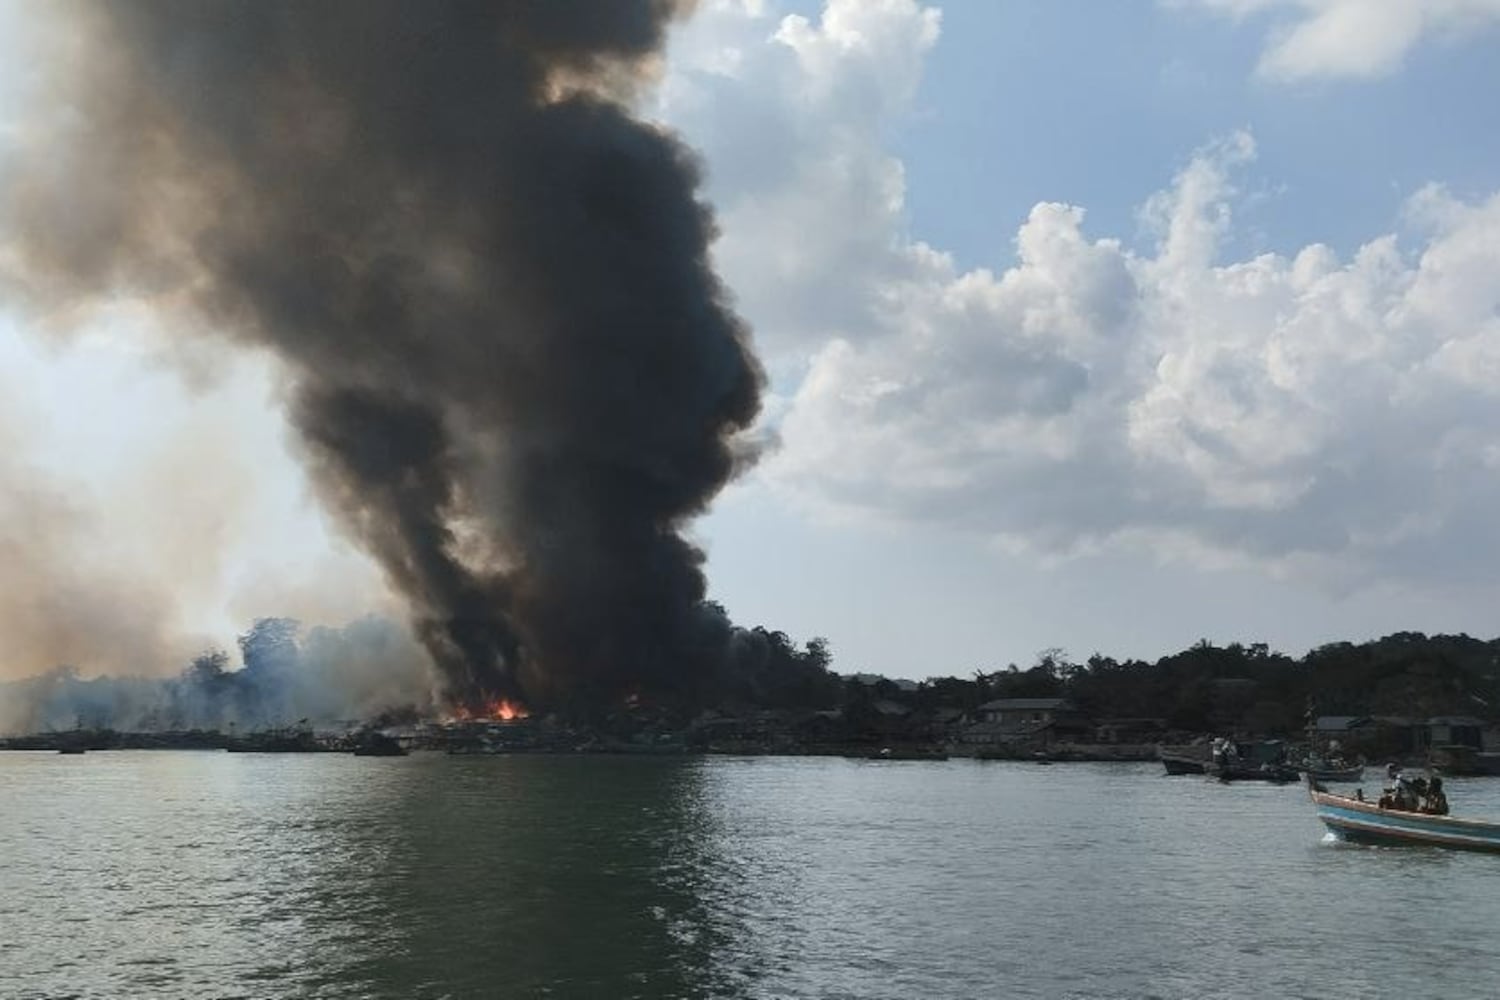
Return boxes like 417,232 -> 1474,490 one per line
1370,763 -> 1449,815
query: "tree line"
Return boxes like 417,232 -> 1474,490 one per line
725,629 -> 1500,736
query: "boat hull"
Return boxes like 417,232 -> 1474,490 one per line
1310,788 -> 1500,852
1161,754 -> 1206,776
844,747 -> 949,761
1210,763 -> 1301,783
1158,746 -> 1208,775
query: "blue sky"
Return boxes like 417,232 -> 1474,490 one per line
890,1 -> 1500,263
2,0 -> 1500,680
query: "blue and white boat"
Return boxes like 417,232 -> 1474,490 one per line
1308,780 -> 1500,852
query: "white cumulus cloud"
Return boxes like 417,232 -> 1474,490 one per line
1176,0 -> 1500,80
657,0 -> 940,360
660,0 -> 1500,587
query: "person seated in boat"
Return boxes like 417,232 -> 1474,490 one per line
1211,739 -> 1231,769
1422,777 -> 1449,816
1379,764 -> 1400,809
1379,765 -> 1419,811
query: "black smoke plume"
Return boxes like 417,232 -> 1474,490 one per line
0,2 -> 764,711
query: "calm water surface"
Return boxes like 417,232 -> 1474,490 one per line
4,752 -> 1500,999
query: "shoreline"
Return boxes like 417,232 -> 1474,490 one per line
0,733 -> 1164,762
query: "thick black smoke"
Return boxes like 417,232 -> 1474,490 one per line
1,2 -> 763,710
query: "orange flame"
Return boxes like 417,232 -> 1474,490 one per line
488,698 -> 529,721
448,698 -> 529,723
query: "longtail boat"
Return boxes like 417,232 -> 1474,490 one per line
1308,778 -> 1500,852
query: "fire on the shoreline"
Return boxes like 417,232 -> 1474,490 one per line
488,698 -> 529,721
449,698 -> 530,723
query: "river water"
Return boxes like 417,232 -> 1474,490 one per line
3,752 -> 1500,999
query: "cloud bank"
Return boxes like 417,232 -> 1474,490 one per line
662,0 -> 1500,588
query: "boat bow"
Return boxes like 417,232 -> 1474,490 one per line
1309,782 -> 1500,852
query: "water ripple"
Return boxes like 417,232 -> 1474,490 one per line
4,754 -> 1500,998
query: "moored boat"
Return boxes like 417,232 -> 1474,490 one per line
1210,761 -> 1301,783
447,741 -> 505,755
1304,762 -> 1364,783
845,746 -> 949,761
227,727 -> 333,753
1429,744 -> 1488,777
1308,778 -> 1500,852
1299,720 -> 1365,783
1300,753 -> 1365,783
351,732 -> 409,757
1159,749 -> 1207,775
1205,737 -> 1299,783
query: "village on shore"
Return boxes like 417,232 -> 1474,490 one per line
3,696 -> 1493,770
6,630 -> 1500,770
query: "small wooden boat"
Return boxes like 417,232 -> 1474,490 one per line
1308,779 -> 1500,852
1160,751 -> 1206,776
1206,737 -> 1299,783
1429,744 -> 1488,776
1299,723 -> 1364,782
1209,761 -> 1301,783
447,742 -> 505,755
352,732 -> 409,757
1301,757 -> 1364,783
846,746 -> 950,761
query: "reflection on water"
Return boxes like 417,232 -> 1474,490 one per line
347,756 -> 731,999
1,753 -> 727,999
7,753 -> 1500,998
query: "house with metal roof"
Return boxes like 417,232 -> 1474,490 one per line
967,698 -> 1090,745
976,697 -> 1073,725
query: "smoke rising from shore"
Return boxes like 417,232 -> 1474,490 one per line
0,366 -> 281,680
0,616 -> 432,736
1,2 -> 764,709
